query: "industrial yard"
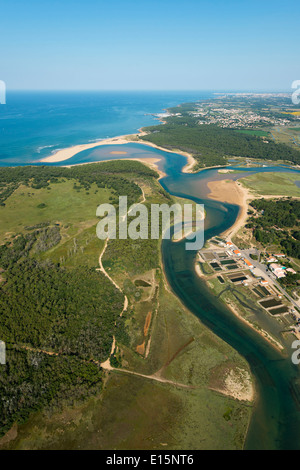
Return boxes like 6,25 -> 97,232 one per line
196,237 -> 300,347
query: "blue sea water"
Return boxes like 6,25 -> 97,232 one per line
0,91 -> 214,166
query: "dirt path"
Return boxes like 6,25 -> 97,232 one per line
16,342 -> 194,390
96,186 -> 196,390
97,185 -> 146,317
16,344 -> 59,356
99,359 -> 195,390
97,239 -> 128,317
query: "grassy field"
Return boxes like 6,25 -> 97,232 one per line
0,161 -> 253,450
37,224 -> 104,268
240,172 -> 300,197
270,127 -> 300,148
236,129 -> 270,138
0,179 -> 112,238
0,179 -> 112,269
0,371 -> 250,450
1,279 -> 252,450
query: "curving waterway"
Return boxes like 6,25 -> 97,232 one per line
57,142 -> 300,449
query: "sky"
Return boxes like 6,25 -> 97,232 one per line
1,0 -> 300,91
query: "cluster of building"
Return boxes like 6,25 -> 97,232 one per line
224,241 -> 254,269
189,105 -> 291,129
269,263 -> 286,279
265,253 -> 296,278
267,255 -> 297,279
203,236 -> 300,339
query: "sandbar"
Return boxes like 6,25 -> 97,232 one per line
207,179 -> 253,239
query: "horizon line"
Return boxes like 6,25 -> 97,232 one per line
5,88 -> 293,93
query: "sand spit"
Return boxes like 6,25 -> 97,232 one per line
207,179 -> 253,239
38,130 -> 197,174
39,134 -> 140,163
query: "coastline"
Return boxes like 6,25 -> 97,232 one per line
38,133 -> 144,163
38,130 -> 197,174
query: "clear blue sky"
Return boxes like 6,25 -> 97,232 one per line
1,0 -> 300,91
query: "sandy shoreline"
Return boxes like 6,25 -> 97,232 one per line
38,130 -> 197,173
39,133 -> 142,163
207,179 -> 254,240
227,301 -> 284,352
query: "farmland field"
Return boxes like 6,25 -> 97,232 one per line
240,172 -> 300,197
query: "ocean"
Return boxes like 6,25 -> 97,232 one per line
0,91 -> 214,166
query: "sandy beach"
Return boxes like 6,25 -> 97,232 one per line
38,130 -> 197,173
209,367 -> 254,402
207,179 -> 253,239
177,151 -> 196,173
39,134 -> 141,163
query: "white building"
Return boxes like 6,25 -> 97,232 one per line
269,263 -> 286,279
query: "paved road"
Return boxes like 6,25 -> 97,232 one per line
239,248 -> 300,314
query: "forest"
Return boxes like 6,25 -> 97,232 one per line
0,160 -> 157,436
0,160 -> 158,206
0,232 -> 125,435
246,199 -> 300,259
140,116 -> 300,169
